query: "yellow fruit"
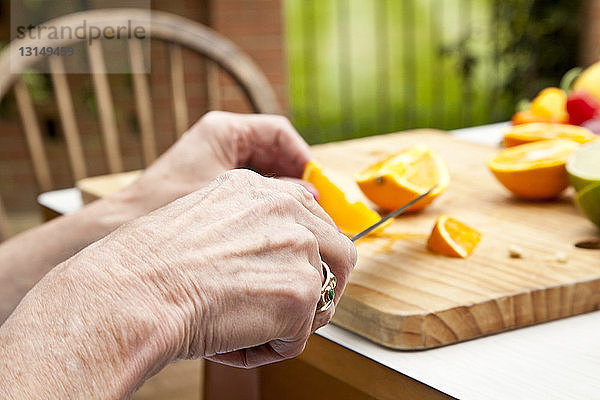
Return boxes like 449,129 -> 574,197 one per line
303,160 -> 387,235
355,143 -> 450,212
573,61 -> 600,103
503,123 -> 595,147
487,139 -> 581,200
427,215 -> 481,258
529,88 -> 569,123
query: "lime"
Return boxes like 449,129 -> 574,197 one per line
566,140 -> 600,192
575,182 -> 600,229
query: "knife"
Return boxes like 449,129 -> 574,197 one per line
350,185 -> 437,242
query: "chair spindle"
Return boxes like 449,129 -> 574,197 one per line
87,40 -> 123,173
169,43 -> 189,138
14,79 -> 53,192
49,55 -> 87,181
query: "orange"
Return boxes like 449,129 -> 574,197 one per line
355,143 -> 450,212
511,110 -> 555,125
487,139 -> 581,200
302,160 -> 388,235
427,215 -> 481,258
503,123 -> 595,147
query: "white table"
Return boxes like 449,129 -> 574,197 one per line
39,122 -> 600,399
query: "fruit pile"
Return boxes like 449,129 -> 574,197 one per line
488,61 -> 600,229
511,60 -> 600,132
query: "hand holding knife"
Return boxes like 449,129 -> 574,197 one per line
317,185 -> 437,312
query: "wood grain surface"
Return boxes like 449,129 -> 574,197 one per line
77,170 -> 142,204
311,130 -> 600,349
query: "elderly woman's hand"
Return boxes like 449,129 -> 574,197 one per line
0,170 -> 356,398
0,112 -> 314,326
119,111 -> 314,216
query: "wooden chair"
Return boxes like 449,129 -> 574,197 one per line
0,8 -> 282,399
0,8 -> 281,241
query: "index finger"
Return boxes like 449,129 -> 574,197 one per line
235,114 -> 312,178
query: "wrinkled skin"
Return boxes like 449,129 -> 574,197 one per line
0,112 -> 356,399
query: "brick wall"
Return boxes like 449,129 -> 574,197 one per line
209,0 -> 287,111
0,0 -> 286,212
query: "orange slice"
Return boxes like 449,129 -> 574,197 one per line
427,215 -> 481,258
487,139 -> 581,199
302,160 -> 387,235
503,123 -> 595,147
355,143 -> 450,212
511,109 -> 557,125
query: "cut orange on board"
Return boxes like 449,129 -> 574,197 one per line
427,215 -> 481,258
503,123 -> 595,147
303,160 -> 388,236
488,139 -> 581,199
355,143 -> 450,212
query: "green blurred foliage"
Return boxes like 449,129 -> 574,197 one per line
285,0 -> 583,145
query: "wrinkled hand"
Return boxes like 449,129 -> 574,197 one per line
71,170 -> 356,370
123,111 -> 313,215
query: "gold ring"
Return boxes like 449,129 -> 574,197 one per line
316,261 -> 336,313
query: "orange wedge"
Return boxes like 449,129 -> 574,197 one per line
503,123 -> 595,147
303,160 -> 388,235
427,215 -> 481,258
488,139 -> 581,199
355,143 -> 450,212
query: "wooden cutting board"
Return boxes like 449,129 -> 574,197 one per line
312,130 -> 600,350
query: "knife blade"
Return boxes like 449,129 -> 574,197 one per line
350,185 -> 437,242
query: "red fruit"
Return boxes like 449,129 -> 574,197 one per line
567,91 -> 600,125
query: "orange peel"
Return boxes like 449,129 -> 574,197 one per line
503,123 -> 595,147
488,139 -> 580,200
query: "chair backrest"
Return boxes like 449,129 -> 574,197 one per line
0,8 -> 282,240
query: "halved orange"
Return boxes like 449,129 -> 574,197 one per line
427,215 -> 481,258
487,139 -> 581,199
355,143 -> 450,212
503,123 -> 595,147
303,160 -> 388,235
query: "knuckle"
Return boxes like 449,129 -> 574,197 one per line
272,114 -> 292,127
201,110 -> 225,123
297,227 -> 320,255
281,273 -> 320,312
289,182 -> 317,206
270,191 -> 301,214
283,224 -> 319,257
